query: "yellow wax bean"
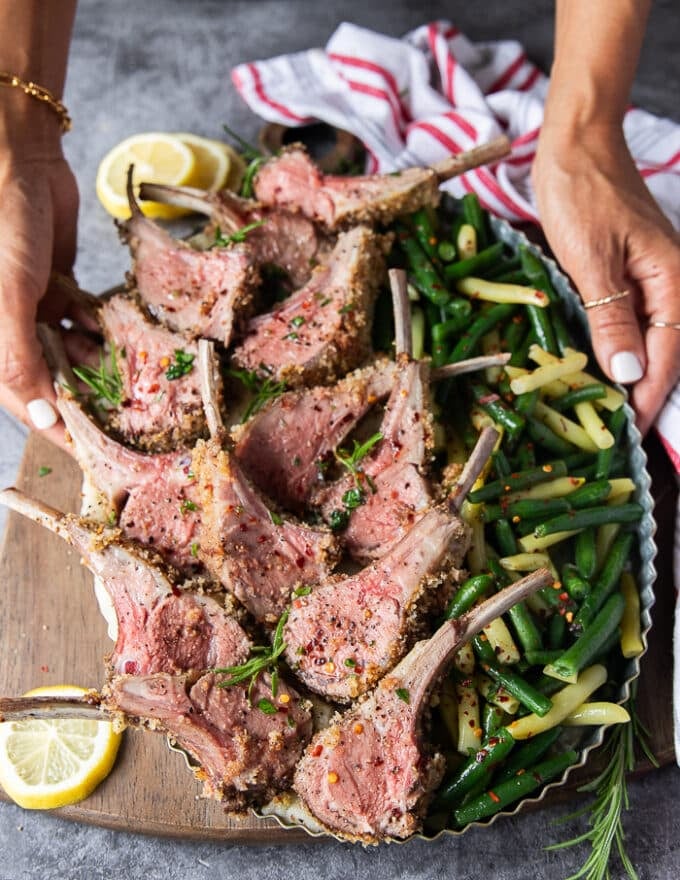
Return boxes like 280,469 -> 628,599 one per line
533,400 -> 599,452
457,223 -> 477,259
620,572 -> 644,659
457,276 -> 550,308
456,682 -> 482,754
507,665 -> 607,740
574,401 -> 614,449
562,701 -> 631,727
454,642 -> 476,676
477,673 -> 520,715
530,346 -> 625,411
509,349 -> 588,394
499,552 -> 552,572
519,529 -> 580,552
483,616 -> 520,665
506,476 -> 585,502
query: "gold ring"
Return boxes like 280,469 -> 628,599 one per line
649,320 -> 680,330
582,289 -> 631,310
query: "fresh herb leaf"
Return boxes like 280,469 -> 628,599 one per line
211,219 -> 266,248
257,698 -> 277,715
72,345 -> 123,407
342,487 -> 365,510
396,688 -> 410,704
335,432 -> 383,477
180,499 -> 197,515
240,156 -> 266,198
190,542 -> 199,558
329,509 -> 350,532
293,585 -> 312,597
221,123 -> 263,161
37,466 -> 52,477
269,509 -> 283,526
283,331 -> 299,341
290,315 -> 306,328
344,657 -> 356,668
165,349 -> 195,381
226,368 -> 287,423
214,608 -> 290,702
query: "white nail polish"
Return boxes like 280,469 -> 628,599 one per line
610,352 -> 643,384
26,398 -> 58,430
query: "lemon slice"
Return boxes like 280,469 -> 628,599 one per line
173,132 -> 233,191
96,132 -> 197,220
0,685 -> 122,810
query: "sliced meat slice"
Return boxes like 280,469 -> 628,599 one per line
231,225 -> 388,387
283,504 -> 468,703
119,173 -> 257,344
192,439 -> 339,625
253,140 -> 511,230
0,489 -> 250,677
57,390 -> 200,572
293,569 -> 553,842
233,358 -> 397,512
139,183 -> 325,289
105,670 -> 312,809
312,358 -> 433,562
98,293 -> 207,452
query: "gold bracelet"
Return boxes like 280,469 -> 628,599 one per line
0,71 -> 71,133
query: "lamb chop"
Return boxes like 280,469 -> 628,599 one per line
232,357 -> 398,513
139,183 -> 325,289
0,489 -> 313,809
119,167 -> 257,344
311,271 -> 432,562
0,489 -> 249,677
192,342 -> 340,624
282,427 -> 499,702
231,224 -> 388,387
293,568 -> 554,842
252,138 -> 511,230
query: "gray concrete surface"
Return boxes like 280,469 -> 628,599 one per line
1,1 -> 679,877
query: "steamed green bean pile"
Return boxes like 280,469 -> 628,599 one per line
383,194 -> 645,831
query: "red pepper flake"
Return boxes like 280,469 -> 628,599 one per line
559,592 -> 569,602
542,464 -> 553,473
488,790 -> 501,804
565,611 -> 574,623
478,393 -> 501,405
327,771 -> 339,784
40,665 -> 49,673
312,744 -> 323,758
516,768 -> 526,776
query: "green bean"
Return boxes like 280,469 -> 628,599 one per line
561,563 -> 591,602
481,664 -> 553,716
574,528 -> 598,579
453,750 -> 578,826
468,460 -> 569,504
516,442 -> 536,470
492,449 -> 512,479
432,316 -> 469,347
471,383 -> 526,441
493,726 -> 563,784
493,519 -> 518,556
486,256 -> 521,280
482,497 -> 571,524
565,479 -> 613,509
535,671 -> 568,696
443,242 -> 504,282
526,416 -> 578,456
524,649 -> 562,666
396,224 -> 450,307
508,326 -> 535,367
514,388 -> 540,417
551,309 -> 576,355
574,531 -> 635,628
548,612 -> 567,650
547,593 -> 625,680
533,503 -> 643,538
595,406 -> 627,480
526,304 -> 558,355
473,634 -> 498,666
448,303 -> 517,363
435,727 -> 515,809
569,451 -> 627,481
501,313 -> 529,351
494,270 -> 531,285
462,192 -> 489,250
551,383 -> 607,412
411,207 -> 441,263
445,574 -> 495,620
482,704 -> 506,737
442,296 -> 474,324
438,240 -> 457,263
519,246 -> 559,305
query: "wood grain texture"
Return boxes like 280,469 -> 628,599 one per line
0,430 -> 674,841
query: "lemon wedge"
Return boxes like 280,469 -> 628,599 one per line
0,685 -> 122,810
172,132 -> 242,191
96,131 -> 197,220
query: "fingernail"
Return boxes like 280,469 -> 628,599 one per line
610,352 -> 643,384
26,398 -> 58,430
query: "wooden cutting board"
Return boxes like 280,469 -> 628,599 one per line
0,431 -> 675,841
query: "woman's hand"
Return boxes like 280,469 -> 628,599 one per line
533,122 -> 680,436
0,144 -> 79,447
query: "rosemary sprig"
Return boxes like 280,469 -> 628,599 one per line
210,219 -> 266,248
72,345 -> 123,407
547,689 -> 656,880
221,123 -> 263,161
226,367 -> 287,423
328,432 -> 383,531
165,349 -> 195,380
214,608 -> 289,704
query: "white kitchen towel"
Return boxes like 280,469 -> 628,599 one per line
233,20 -> 680,759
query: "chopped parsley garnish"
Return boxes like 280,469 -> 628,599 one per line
214,608 -> 289,702
190,542 -> 199,558
329,509 -> 350,532
293,585 -> 312,597
37,466 -> 52,477
283,331 -> 299,341
292,455 -> 301,467
180,498 -> 197,515
344,657 -> 356,668
211,219 -> 266,248
72,345 -> 123,407
227,368 -> 287,423
396,688 -> 410,704
257,698 -> 277,715
342,487 -> 365,510
290,315 -> 306,328
269,509 -> 283,526
165,349 -> 195,381
338,303 -> 354,315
